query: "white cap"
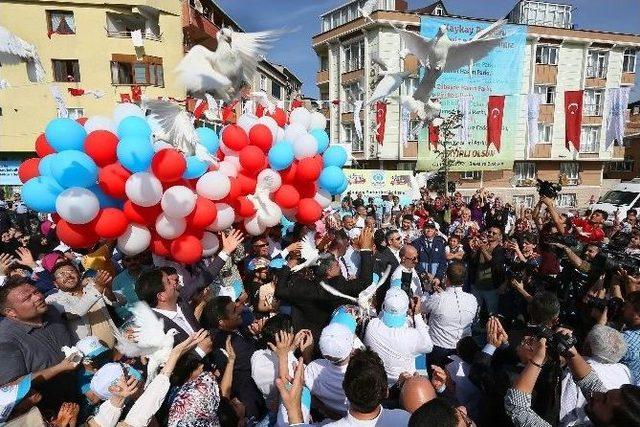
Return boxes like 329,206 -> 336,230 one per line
382,287 -> 409,328
90,363 -> 143,401
319,322 -> 362,362
76,336 -> 108,358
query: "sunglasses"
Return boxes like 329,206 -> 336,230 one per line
403,256 -> 418,261
253,243 -> 268,248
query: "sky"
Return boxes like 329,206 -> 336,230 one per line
215,0 -> 640,101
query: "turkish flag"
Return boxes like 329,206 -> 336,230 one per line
564,90 -> 583,151
67,88 -> 85,96
255,104 -> 265,117
428,124 -> 439,150
486,95 -> 505,152
131,85 -> 142,102
193,98 -> 208,119
375,101 -> 387,145
291,99 -> 303,110
120,93 -> 131,103
221,99 -> 239,123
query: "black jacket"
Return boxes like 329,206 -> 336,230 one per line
374,247 -> 400,311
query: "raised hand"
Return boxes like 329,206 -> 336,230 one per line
111,375 -> 140,399
0,253 -> 16,275
286,241 -> 303,253
94,270 -> 113,291
268,330 -> 294,357
294,329 -> 313,353
15,247 -> 36,268
221,229 -> 245,255
248,317 -> 266,336
225,335 -> 236,362
275,358 -> 305,423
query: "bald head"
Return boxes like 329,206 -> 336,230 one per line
400,375 -> 436,413
399,245 -> 418,269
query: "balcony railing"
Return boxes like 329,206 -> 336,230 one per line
106,29 -> 162,41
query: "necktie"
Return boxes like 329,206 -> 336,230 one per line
340,256 -> 350,277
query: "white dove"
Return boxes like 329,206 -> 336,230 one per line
0,26 -> 45,82
203,93 -> 221,122
290,231 -> 320,273
358,0 -> 378,22
399,95 -> 441,123
113,302 -> 180,386
395,19 -> 507,101
176,27 -> 283,101
249,91 -> 276,114
144,99 -> 201,155
246,169 -> 282,227
368,54 -> 412,105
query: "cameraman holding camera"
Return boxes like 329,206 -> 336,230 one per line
539,196 -> 606,245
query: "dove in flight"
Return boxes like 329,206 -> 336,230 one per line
0,26 -> 45,82
144,99 -> 201,155
399,95 -> 441,123
291,231 -> 321,273
358,0 -> 378,22
368,53 -> 412,105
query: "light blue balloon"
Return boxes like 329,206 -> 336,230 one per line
38,153 -> 57,177
22,176 -> 64,213
195,127 -> 220,154
268,142 -> 295,171
183,156 -> 208,179
89,185 -> 123,208
332,177 -> 348,196
45,118 -> 87,152
319,166 -> 345,193
310,129 -> 330,153
52,150 -> 98,188
323,145 -> 347,168
117,116 -> 151,139
117,136 -> 154,172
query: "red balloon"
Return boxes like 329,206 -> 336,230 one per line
171,234 -> 203,264
18,158 -> 40,183
221,177 -> 242,205
84,130 -> 119,167
123,201 -> 162,226
150,233 -> 171,257
248,124 -> 273,153
76,117 -> 88,125
279,163 -> 298,185
234,196 -> 256,218
35,133 -> 55,157
93,208 -> 128,239
221,124 -> 249,151
239,145 -> 266,173
186,197 -> 217,229
98,163 -> 131,199
236,173 -> 256,195
274,185 -> 300,209
296,181 -> 317,199
56,220 -> 98,248
296,198 -> 322,225
296,156 -> 323,182
51,213 -> 61,223
268,108 -> 287,127
151,149 -> 187,182
162,178 -> 194,192
216,149 -> 225,161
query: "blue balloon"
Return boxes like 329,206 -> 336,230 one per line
332,177 -> 348,196
195,127 -> 220,154
38,153 -> 57,177
45,118 -> 87,151
319,166 -> 345,193
310,129 -> 330,153
89,185 -> 123,208
268,142 -> 295,171
52,150 -> 98,188
117,116 -> 151,139
323,145 -> 347,168
22,176 -> 63,213
183,156 -> 208,179
117,136 -> 154,172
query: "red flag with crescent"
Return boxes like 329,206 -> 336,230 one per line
428,124 -> 439,150
193,98 -> 208,120
375,101 -> 387,145
131,85 -> 142,102
486,95 -> 505,152
564,90 -> 583,151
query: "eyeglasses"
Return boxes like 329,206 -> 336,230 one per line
403,256 -> 418,261
253,243 -> 268,248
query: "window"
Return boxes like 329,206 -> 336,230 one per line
320,55 -> 329,71
538,124 -> 553,143
408,119 -> 421,140
461,171 -> 481,180
560,162 -> 579,185
343,82 -> 364,113
557,193 -> 577,208
402,78 -> 418,96
583,89 -> 603,116
106,12 -> 160,40
586,50 -> 608,78
514,162 -> 536,186
534,85 -> 555,104
599,190 -> 639,205
47,11 -> 75,35
271,81 -> 282,99
344,39 -> 364,72
52,59 -> 80,82
110,56 -> 164,86
343,123 -> 362,152
607,158 -> 635,172
535,45 -> 558,65
623,49 -> 636,73
580,126 -> 600,153
67,108 -> 84,120
513,195 -> 535,208
433,6 -> 444,16
259,74 -> 268,91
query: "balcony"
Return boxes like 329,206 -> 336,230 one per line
316,70 -> 329,84
106,29 -> 162,41
182,0 -> 220,50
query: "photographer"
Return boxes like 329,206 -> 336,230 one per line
540,196 -> 606,244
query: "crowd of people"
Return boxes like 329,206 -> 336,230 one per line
0,185 -> 639,427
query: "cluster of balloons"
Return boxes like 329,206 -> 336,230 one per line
18,104 -> 348,264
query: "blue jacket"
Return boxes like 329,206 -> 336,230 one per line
411,235 -> 447,279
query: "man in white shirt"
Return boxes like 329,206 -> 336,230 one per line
398,214 -> 420,244
424,261 -> 478,367
365,287 -> 433,385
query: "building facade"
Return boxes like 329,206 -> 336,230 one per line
312,0 -> 640,207
604,99 -> 640,181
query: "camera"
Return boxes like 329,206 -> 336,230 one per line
591,248 -> 640,276
536,179 -> 562,199
585,295 -> 624,319
507,261 -> 533,282
525,324 -> 577,358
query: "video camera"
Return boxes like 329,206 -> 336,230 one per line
536,179 -> 562,199
585,295 -> 624,319
525,324 -> 577,358
591,248 -> 640,276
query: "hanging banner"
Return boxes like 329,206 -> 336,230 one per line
417,16 -> 526,171
0,160 -> 21,186
605,86 -> 630,149
487,95 -> 505,152
375,101 -> 387,145
343,169 -> 418,198
526,93 -> 541,154
353,100 -> 363,142
564,90 -> 583,151
399,104 -> 411,147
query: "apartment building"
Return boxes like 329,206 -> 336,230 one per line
312,0 -> 640,207
604,99 -> 640,181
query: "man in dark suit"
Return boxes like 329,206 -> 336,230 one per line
373,229 -> 402,310
412,221 -> 447,289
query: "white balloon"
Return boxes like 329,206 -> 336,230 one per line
84,116 -> 116,134
237,114 -> 258,134
244,215 -> 266,236
207,203 -> 235,231
314,188 -> 333,209
309,111 -> 327,131
283,123 -> 306,143
196,171 -> 231,201
258,201 -> 282,227
56,187 -> 100,225
155,213 -> 186,239
275,127 -> 285,143
257,115 -> 278,141
153,141 -> 174,152
293,133 -> 318,160
224,154 -> 241,170
289,107 -> 311,130
113,103 -> 145,126
118,224 -> 151,256
256,169 -> 282,193
201,232 -> 220,257
217,161 -> 238,178
161,186 -> 196,218
219,141 -> 237,156
125,172 -> 163,207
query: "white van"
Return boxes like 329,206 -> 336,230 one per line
589,179 -> 640,220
